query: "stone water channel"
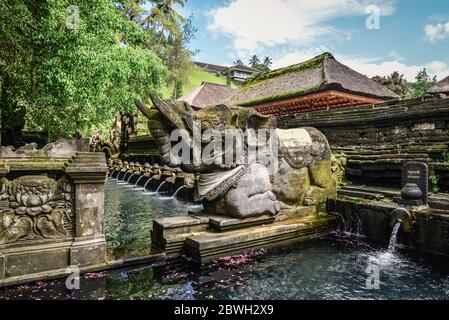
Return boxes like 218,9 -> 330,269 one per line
1,178 -> 449,300
104,178 -> 201,260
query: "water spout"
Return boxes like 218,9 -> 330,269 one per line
332,212 -> 347,232
109,169 -> 116,178
171,185 -> 186,199
135,175 -> 144,186
387,222 -> 401,254
354,215 -> 364,238
155,181 -> 167,194
127,173 -> 136,183
143,178 -> 153,190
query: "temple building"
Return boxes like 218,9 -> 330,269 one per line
178,82 -> 235,110
223,53 -> 399,117
427,75 -> 449,98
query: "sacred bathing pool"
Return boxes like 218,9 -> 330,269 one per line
2,55 -> 449,299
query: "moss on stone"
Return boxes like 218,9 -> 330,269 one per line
236,84 -> 323,107
242,52 -> 331,87
309,160 -> 336,190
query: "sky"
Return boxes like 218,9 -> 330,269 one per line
179,0 -> 449,81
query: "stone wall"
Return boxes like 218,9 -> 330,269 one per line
122,135 -> 160,164
278,97 -> 449,190
0,139 -> 108,286
328,197 -> 449,257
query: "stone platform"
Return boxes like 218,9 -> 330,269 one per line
151,206 -> 338,264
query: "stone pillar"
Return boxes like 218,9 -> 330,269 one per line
66,152 -> 108,268
0,253 -> 4,280
0,160 -> 9,280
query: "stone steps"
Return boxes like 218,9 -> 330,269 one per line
151,208 -> 333,264
185,215 -> 337,264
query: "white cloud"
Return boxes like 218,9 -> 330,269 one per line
425,21 -> 449,43
388,50 -> 405,62
207,0 -> 396,55
272,50 -> 449,82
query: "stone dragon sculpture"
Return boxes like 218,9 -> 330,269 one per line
135,93 -> 336,219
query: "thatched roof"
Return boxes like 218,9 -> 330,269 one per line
427,76 -> 449,94
224,53 -> 398,107
178,82 -> 235,109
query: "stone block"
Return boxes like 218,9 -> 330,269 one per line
185,215 -> 338,264
151,216 -> 209,254
153,216 -> 209,239
209,215 -> 275,232
0,254 -> 4,279
70,240 -> 106,267
5,247 -> 70,278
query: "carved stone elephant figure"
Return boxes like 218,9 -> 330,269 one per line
135,93 -> 336,218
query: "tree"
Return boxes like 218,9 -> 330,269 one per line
252,64 -> 270,73
143,0 -> 186,51
233,59 -> 244,66
249,55 -> 260,68
263,56 -> 273,68
161,15 -> 197,99
119,1 -> 197,100
0,0 -> 167,143
408,68 -> 437,98
371,71 -> 408,97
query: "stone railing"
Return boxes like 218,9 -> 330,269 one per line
0,139 -> 108,287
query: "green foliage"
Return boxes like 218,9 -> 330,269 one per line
442,150 -> 449,163
162,16 -> 197,99
161,68 -> 237,99
371,71 -> 408,97
1,0 -> 167,140
407,68 -> 437,99
429,174 -> 440,193
252,63 -> 270,73
121,1 -> 197,101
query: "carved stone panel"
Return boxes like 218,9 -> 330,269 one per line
0,175 -> 75,244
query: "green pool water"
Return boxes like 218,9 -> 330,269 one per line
104,178 -> 201,259
1,179 -> 448,300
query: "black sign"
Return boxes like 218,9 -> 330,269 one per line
402,162 -> 428,204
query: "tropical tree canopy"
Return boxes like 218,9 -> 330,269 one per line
0,0 -> 167,141
263,56 -> 273,68
249,55 -> 260,68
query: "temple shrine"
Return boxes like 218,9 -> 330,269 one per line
224,52 -> 398,116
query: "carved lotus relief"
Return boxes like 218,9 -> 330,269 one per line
0,175 -> 74,244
